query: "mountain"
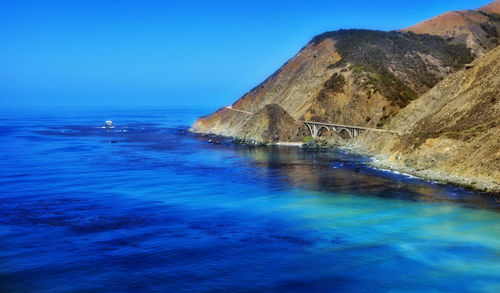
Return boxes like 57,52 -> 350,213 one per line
402,0 -> 500,56
191,2 -> 500,144
191,30 -> 473,142
355,45 -> 500,192
190,1 -> 500,192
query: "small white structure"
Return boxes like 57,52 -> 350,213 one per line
104,120 -> 114,128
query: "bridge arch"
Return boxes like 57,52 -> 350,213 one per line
317,125 -> 331,137
338,128 -> 353,139
302,121 -> 392,139
304,123 -> 316,138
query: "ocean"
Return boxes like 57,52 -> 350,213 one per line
0,107 -> 499,292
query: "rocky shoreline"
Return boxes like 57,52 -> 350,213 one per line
192,131 -> 500,196
342,144 -> 500,196
190,1 -> 500,199
299,136 -> 500,196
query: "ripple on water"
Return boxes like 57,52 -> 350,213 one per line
0,108 -> 499,292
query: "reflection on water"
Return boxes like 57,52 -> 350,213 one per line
0,108 -> 499,292
217,145 -> 499,211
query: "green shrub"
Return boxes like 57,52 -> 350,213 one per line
302,136 -> 313,143
371,73 -> 382,82
310,29 -> 474,108
352,65 -> 364,74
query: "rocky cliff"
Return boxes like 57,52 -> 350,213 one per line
191,30 -> 474,140
191,37 -> 340,138
354,45 -> 500,192
234,104 -> 306,144
190,1 -> 500,191
191,2 -> 500,142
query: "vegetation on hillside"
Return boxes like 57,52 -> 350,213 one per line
314,29 -> 474,108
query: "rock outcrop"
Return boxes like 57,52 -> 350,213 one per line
236,104 -> 306,144
191,30 -> 474,142
191,2 -> 500,143
190,0 -> 500,191
191,37 -> 341,140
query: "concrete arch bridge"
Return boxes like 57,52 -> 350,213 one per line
302,121 -> 400,139
223,106 -> 401,139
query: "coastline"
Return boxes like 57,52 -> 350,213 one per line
340,144 -> 500,196
369,157 -> 500,196
275,142 -> 304,147
190,130 -> 500,196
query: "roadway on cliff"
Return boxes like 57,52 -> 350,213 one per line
224,106 -> 402,139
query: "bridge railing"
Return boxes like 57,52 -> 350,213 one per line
222,105 -> 402,136
301,120 -> 402,135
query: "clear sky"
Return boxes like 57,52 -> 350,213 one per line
0,0 -> 493,109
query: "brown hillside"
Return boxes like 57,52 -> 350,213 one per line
235,104 -> 306,144
191,37 -> 340,139
478,0 -> 500,14
402,1 -> 500,56
191,30 -> 473,142
190,1 -> 500,191
357,45 -> 500,192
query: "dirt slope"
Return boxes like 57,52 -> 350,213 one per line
356,45 -> 500,192
478,0 -> 500,15
402,0 -> 500,56
191,30 -> 473,141
235,104 -> 306,144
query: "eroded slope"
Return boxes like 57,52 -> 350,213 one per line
357,45 -> 500,192
192,30 -> 473,141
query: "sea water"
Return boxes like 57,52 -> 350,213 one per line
0,107 -> 499,292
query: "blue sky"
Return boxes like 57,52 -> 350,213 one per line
0,0 -> 493,109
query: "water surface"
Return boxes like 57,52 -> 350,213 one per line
0,108 -> 499,292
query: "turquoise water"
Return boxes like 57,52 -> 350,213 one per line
0,108 -> 499,292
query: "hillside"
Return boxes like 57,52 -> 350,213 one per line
189,1 -> 500,191
402,0 -> 500,56
191,2 -> 500,144
191,30 -> 473,141
480,0 -> 500,15
355,45 -> 500,192
234,104 -> 306,144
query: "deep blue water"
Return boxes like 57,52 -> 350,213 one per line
0,108 -> 499,292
